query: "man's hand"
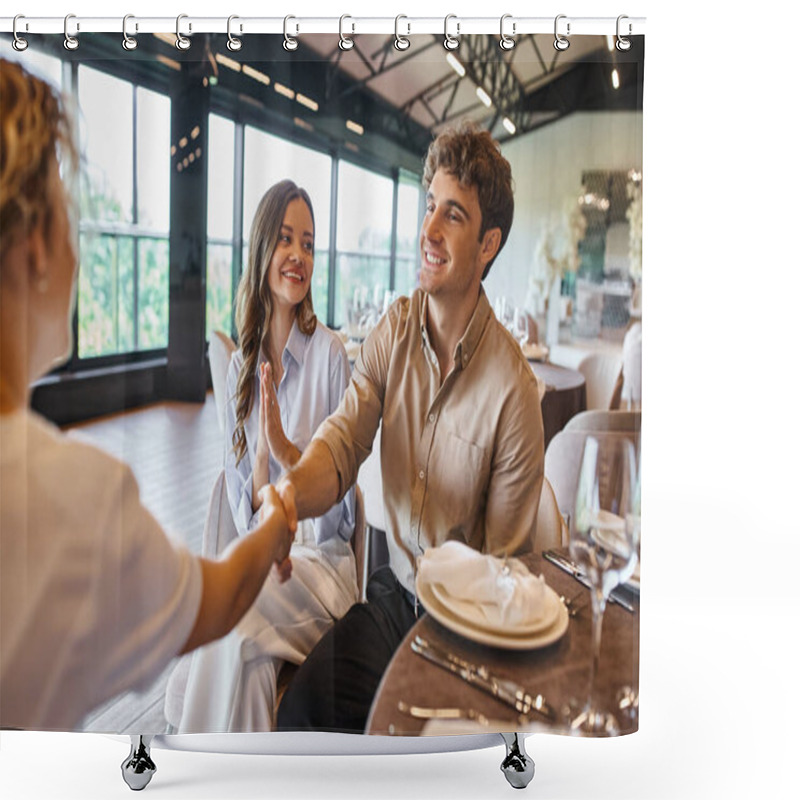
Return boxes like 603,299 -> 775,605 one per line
258,484 -> 294,583
276,477 -> 299,537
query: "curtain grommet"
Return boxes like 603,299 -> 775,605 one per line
616,15 -> 632,51
499,14 -> 516,51
64,13 -> 79,51
443,14 -> 460,51
12,15 -> 28,51
283,15 -> 299,51
394,15 -> 410,51
554,14 -> 570,51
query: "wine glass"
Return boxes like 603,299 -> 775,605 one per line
512,308 -> 529,349
494,295 -> 513,330
382,289 -> 398,315
567,434 -> 639,736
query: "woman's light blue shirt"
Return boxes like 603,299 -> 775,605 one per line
224,320 -> 354,544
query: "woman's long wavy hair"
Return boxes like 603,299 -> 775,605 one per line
232,179 -> 317,465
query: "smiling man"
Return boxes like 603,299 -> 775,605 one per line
275,121 -> 544,734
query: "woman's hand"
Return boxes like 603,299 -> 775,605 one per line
260,362 -> 300,471
251,361 -> 300,514
251,363 -> 272,512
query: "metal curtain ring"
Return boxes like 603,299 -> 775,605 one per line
283,16 -> 298,51
12,15 -> 28,51
616,15 -> 632,51
227,15 -> 242,51
175,14 -> 191,51
554,14 -> 570,51
499,14 -> 516,51
394,15 -> 410,51
339,15 -> 354,51
122,15 -> 138,51
64,14 -> 79,51
443,14 -> 460,51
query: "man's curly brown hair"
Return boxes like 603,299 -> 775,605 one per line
422,120 -> 514,279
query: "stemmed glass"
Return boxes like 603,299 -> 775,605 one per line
567,434 -> 639,736
512,308 -> 529,348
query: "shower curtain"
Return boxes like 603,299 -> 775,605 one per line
0,15 -> 644,744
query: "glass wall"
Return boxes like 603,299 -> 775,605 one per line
77,67 -> 171,358
334,161 -> 394,328
206,114 -> 236,340
395,173 -> 423,298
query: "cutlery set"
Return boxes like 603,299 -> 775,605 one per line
410,635 -> 556,722
404,552 -> 638,730
543,550 -> 635,613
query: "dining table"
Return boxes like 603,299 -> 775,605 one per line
365,550 -> 639,737
529,362 -> 586,449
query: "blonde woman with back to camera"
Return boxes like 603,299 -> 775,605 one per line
0,58 -> 293,731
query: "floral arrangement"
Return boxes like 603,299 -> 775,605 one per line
626,172 -> 643,280
535,194 -> 588,290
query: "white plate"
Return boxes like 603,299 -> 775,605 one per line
417,580 -> 569,650
428,581 -> 560,636
522,342 -> 549,362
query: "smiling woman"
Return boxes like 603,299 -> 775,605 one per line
170,178 -> 358,733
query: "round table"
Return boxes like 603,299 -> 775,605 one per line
529,362 -> 586,449
366,551 -> 639,737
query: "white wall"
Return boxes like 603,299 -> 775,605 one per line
485,110 -> 644,306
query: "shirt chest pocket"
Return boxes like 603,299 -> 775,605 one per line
426,430 -> 490,529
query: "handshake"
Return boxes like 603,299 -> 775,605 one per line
256,479 -> 300,584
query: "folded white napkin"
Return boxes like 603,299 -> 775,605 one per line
417,541 -> 548,630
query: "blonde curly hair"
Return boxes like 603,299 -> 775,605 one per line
0,58 -> 75,259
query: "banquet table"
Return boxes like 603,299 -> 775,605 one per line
365,551 -> 639,737
529,362 -> 586,449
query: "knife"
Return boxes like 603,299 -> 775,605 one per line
411,635 -> 556,722
543,550 -> 635,613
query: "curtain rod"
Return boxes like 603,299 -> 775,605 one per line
1,15 -> 646,37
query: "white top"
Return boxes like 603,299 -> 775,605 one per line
0,409 -> 202,731
224,319 -> 355,544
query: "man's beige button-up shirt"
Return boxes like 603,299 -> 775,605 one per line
315,288 -> 544,595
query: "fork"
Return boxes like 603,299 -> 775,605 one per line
398,701 -> 492,726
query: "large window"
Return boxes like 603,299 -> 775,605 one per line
206,114 -> 236,340
77,66 -> 171,358
243,127 -> 333,324
334,161 -> 394,327
395,172 -> 423,298
0,40 -> 63,88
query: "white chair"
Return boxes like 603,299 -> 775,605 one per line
576,351 -> 623,411
208,330 -> 236,433
565,409 -> 641,435
620,321 -> 642,410
532,476 -> 568,552
164,471 -> 235,730
545,429 -> 639,540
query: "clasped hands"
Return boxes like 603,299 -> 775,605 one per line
256,482 -> 297,584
